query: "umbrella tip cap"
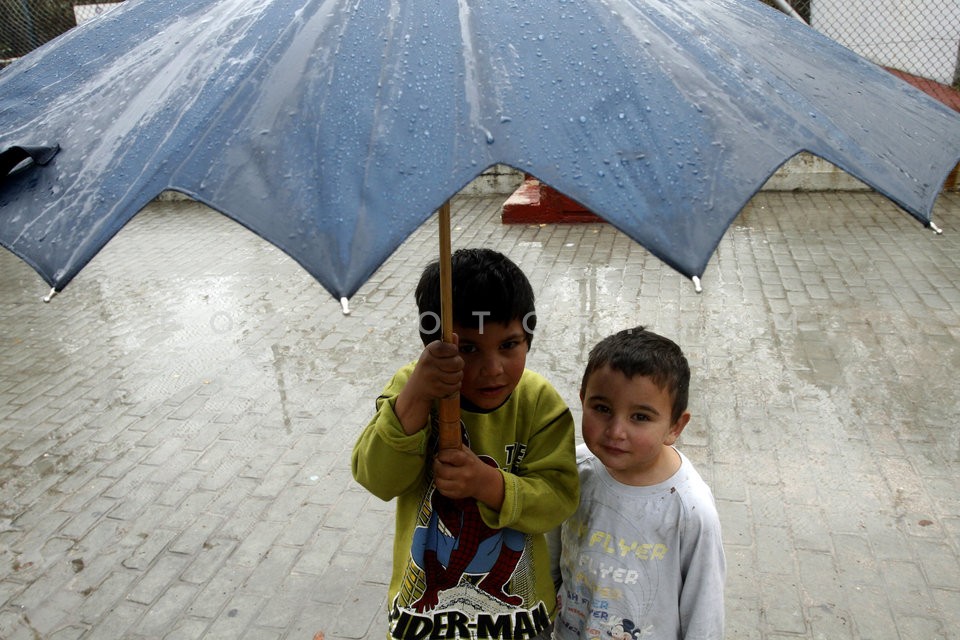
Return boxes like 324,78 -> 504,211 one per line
930,221 -> 943,235
43,287 -> 58,303
692,276 -> 703,294
340,297 -> 351,315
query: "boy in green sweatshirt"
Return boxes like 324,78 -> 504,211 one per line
352,248 -> 579,640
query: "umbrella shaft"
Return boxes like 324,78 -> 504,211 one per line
438,201 -> 462,449
439,201 -> 454,343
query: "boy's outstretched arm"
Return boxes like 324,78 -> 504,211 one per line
352,340 -> 464,501
471,375 -> 580,535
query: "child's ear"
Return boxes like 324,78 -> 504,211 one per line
665,411 -> 691,444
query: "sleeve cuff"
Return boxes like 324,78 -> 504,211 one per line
374,396 -> 430,455
478,469 -> 518,528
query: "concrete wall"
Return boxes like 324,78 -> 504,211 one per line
457,164 -> 525,196
762,153 -> 872,191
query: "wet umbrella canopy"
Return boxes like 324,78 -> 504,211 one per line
1,0 -> 959,302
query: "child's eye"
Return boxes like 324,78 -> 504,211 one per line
631,413 -> 650,422
459,344 -> 478,354
500,340 -> 520,350
591,403 -> 611,415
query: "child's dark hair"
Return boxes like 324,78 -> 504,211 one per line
581,326 -> 690,423
415,248 -> 536,346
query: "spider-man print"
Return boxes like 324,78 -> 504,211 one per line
411,454 -> 525,612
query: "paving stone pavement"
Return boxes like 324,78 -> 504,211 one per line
0,190 -> 958,640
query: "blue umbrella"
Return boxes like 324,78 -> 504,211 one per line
2,0 -> 959,304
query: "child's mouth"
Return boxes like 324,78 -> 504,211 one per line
477,385 -> 505,396
601,444 -> 628,456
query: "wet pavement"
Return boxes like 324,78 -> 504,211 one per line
1,190 -> 959,640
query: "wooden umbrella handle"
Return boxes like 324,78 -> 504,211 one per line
437,200 -> 462,449
438,393 -> 461,449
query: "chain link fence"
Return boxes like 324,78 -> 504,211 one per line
766,0 -> 960,108
1,1 -> 118,65
2,0 -> 960,109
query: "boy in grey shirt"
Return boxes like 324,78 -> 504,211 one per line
550,327 -> 725,639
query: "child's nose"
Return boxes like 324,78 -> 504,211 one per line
478,352 -> 504,375
606,416 -> 629,439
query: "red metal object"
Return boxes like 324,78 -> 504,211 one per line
501,176 -> 604,224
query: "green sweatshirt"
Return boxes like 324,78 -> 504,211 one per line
352,364 -> 579,640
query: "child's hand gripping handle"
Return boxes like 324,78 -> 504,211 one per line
438,200 -> 462,450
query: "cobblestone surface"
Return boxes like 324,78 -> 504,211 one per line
1,191 -> 958,639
